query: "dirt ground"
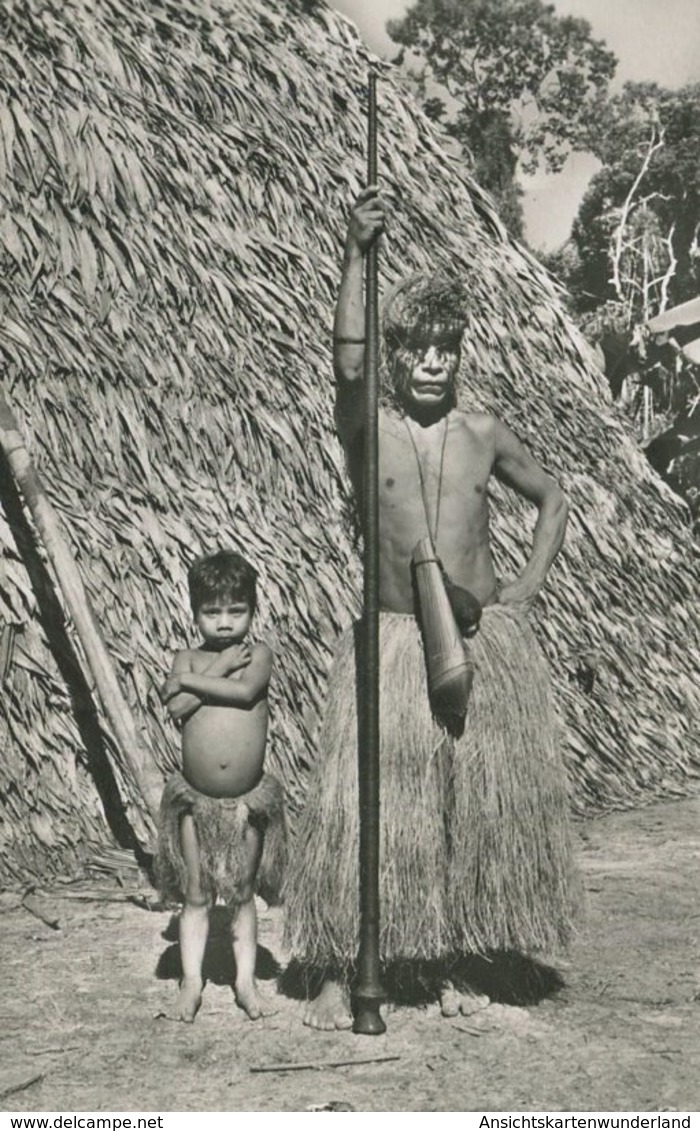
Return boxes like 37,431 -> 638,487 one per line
2,795 -> 700,1114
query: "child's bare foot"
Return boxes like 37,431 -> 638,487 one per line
176,977 -> 203,1023
303,980 -> 353,1030
235,980 -> 278,1020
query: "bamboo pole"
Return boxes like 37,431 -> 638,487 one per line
0,389 -> 160,849
352,68 -> 386,1037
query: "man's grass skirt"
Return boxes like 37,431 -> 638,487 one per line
156,771 -> 287,908
284,606 -> 578,968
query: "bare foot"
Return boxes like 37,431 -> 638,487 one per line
176,977 -> 203,1023
235,980 -> 278,1020
440,981 -> 460,1017
459,988 -> 490,1016
440,981 -> 490,1018
303,979 -> 353,1030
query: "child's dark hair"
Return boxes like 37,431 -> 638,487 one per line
188,550 -> 258,615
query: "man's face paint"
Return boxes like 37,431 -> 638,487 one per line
385,323 -> 461,410
381,272 -> 470,410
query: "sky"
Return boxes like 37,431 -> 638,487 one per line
332,0 -> 700,250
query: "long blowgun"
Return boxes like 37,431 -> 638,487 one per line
352,69 -> 386,1036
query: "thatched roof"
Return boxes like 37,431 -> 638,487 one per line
1,0 -> 699,885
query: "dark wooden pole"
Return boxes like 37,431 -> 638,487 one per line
352,69 -> 386,1036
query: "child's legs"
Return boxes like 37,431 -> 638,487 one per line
230,820 -> 277,1019
231,822 -> 263,991
179,813 -> 211,987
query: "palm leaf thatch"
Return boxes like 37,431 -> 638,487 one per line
1,0 -> 699,885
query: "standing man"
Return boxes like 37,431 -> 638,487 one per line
284,187 -> 578,1030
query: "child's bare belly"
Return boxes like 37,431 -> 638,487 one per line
181,703 -> 268,798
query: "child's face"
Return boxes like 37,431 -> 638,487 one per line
194,594 -> 253,649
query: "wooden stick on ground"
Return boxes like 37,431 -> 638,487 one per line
250,1054 -> 400,1074
0,390 -> 160,847
0,1072 -> 44,1100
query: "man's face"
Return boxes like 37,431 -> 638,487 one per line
195,595 -> 252,649
402,343 -> 460,410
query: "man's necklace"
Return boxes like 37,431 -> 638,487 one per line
403,416 -> 449,550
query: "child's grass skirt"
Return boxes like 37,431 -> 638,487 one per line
156,771 -> 287,907
284,606 -> 578,967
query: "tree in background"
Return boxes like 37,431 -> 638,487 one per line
387,0 -> 616,237
565,83 -> 700,317
547,83 -> 700,529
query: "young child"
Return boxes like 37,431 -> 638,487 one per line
156,549 -> 286,1023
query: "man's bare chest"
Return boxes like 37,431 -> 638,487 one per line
377,418 -> 491,514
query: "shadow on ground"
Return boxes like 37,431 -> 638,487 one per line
155,906 -> 282,985
279,952 -> 565,1008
